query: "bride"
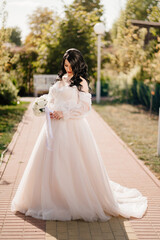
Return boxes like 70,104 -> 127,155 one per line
11,48 -> 147,221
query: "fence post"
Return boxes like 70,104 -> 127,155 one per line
158,108 -> 160,156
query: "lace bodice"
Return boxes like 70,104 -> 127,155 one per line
46,76 -> 92,120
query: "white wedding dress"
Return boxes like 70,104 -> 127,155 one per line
11,75 -> 147,221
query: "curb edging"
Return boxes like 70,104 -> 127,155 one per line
92,108 -> 160,188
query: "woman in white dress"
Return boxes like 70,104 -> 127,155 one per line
11,48 -> 147,221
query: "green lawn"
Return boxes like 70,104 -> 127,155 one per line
92,100 -> 160,179
0,102 -> 30,157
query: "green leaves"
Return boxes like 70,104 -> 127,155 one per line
25,2 -> 104,76
0,1 -> 105,100
9,27 -> 22,46
125,0 -> 159,21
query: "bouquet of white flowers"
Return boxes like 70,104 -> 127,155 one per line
32,94 -> 48,116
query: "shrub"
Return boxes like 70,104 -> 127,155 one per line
18,85 -> 28,96
130,79 -> 160,113
101,75 -> 110,96
0,75 -> 18,105
153,83 -> 160,112
93,75 -> 110,97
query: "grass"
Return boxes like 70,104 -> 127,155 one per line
92,100 -> 160,179
0,101 -> 30,157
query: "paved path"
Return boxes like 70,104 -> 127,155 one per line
0,97 -> 160,240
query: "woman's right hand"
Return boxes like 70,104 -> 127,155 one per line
50,111 -> 63,120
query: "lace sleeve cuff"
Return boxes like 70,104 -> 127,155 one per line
62,91 -> 92,120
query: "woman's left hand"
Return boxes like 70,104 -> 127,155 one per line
50,111 -> 63,120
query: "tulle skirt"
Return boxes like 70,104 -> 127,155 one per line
11,117 -> 147,221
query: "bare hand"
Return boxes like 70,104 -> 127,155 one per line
50,111 -> 63,120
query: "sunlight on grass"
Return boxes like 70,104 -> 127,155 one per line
0,102 -> 30,156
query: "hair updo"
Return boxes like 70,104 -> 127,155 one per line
57,48 -> 91,92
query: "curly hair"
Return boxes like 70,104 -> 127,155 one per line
57,48 -> 91,92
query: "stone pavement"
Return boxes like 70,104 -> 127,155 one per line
0,97 -> 160,240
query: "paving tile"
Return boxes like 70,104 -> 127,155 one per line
0,97 -> 160,240
88,110 -> 160,240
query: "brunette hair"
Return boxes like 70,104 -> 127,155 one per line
57,48 -> 91,92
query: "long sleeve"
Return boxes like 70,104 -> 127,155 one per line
46,84 -> 56,111
62,91 -> 92,120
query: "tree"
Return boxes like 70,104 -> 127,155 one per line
142,37 -> 160,84
148,5 -> 160,22
0,0 -> 18,104
26,3 -> 105,76
111,10 -> 127,42
73,0 -> 103,18
15,48 -> 38,95
110,24 -> 147,74
0,0 -> 10,75
110,0 -> 160,75
125,0 -> 159,21
49,3 -> 103,75
9,27 -> 22,46
111,0 -> 159,40
27,7 -> 55,38
147,5 -> 160,36
26,7 -> 59,73
107,0 -> 160,110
